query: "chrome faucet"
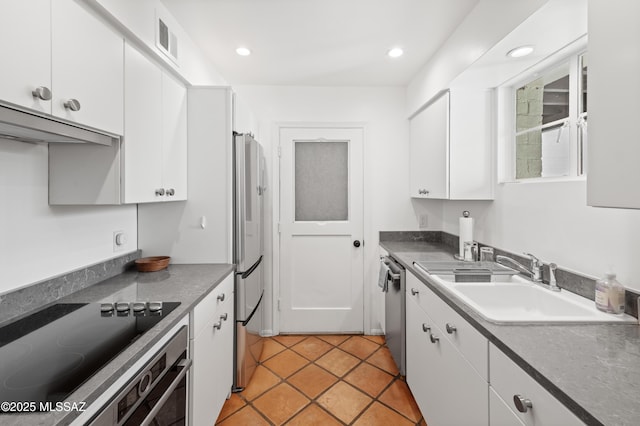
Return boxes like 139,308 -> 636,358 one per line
496,253 -> 543,282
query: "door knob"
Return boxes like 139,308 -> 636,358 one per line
353,240 -> 361,248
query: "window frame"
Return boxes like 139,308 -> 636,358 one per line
498,38 -> 587,183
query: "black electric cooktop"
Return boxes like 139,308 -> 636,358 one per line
0,301 -> 179,412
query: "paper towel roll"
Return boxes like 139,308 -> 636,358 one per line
459,214 -> 474,257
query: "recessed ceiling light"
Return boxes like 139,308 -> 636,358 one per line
236,47 -> 251,56
506,45 -> 534,58
387,47 -> 404,58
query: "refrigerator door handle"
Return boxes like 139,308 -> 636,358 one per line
236,255 -> 263,279
239,290 -> 264,326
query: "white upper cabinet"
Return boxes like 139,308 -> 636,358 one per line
122,43 -> 163,203
587,0 -> 640,209
51,0 -> 124,135
0,0 -> 51,114
122,43 -> 187,204
160,72 -> 188,201
410,89 -> 493,200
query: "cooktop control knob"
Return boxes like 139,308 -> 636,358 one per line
100,303 -> 114,313
132,302 -> 147,313
116,302 -> 130,312
148,301 -> 163,312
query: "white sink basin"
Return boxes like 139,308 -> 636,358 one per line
431,275 -> 636,324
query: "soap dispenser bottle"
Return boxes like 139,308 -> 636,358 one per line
595,272 -> 626,314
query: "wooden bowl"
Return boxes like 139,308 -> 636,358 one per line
135,256 -> 171,272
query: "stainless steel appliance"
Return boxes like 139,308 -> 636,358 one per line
0,302 -> 180,412
90,326 -> 190,426
233,132 -> 265,391
381,255 -> 406,375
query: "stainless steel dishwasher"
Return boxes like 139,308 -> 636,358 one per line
381,255 -> 406,375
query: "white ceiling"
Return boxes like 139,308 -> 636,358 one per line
161,0 -> 479,86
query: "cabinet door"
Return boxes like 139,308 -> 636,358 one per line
161,72 -> 188,201
490,387 -> 526,426
409,91 -> 449,199
407,292 -> 488,426
122,43 -> 163,204
489,344 -> 584,426
51,0 -> 123,135
587,0 -> 640,208
0,0 -> 51,114
191,274 -> 234,425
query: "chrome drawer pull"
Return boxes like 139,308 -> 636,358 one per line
513,395 -> 533,413
411,288 -> 419,296
446,323 -> 457,334
430,334 -> 440,344
422,323 -> 431,332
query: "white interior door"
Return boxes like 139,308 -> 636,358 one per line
279,127 -> 364,333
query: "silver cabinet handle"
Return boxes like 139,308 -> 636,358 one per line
220,313 -> 228,321
446,323 -> 457,334
32,86 -> 52,101
155,188 -> 165,196
213,321 -> 222,330
63,99 -> 81,111
166,188 -> 175,196
513,395 -> 533,413
422,323 -> 431,332
418,189 -> 430,195
217,293 -> 225,302
411,288 -> 419,296
430,334 -> 440,343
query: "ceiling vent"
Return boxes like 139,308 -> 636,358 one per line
157,17 -> 179,65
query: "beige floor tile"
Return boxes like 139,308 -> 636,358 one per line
260,338 -> 287,361
343,362 -> 394,397
286,404 -> 343,426
290,336 -> 333,361
215,393 -> 246,423
239,365 -> 280,401
216,405 -> 269,426
287,363 -> 339,399
366,346 -> 400,376
316,381 -> 372,424
315,348 -> 360,377
352,401 -> 414,426
339,336 -> 381,360
252,383 -> 309,424
262,349 -> 310,378
378,379 -> 423,422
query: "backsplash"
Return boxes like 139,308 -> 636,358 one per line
381,231 -> 640,319
0,250 -> 140,325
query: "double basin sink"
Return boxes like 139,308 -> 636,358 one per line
414,261 -> 636,324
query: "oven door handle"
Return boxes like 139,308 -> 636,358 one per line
140,358 -> 193,426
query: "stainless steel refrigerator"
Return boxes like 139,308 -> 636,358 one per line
233,132 -> 265,391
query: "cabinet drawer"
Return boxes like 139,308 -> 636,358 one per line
192,273 -> 234,337
490,387 -> 526,426
489,344 -> 584,426
407,271 -> 488,380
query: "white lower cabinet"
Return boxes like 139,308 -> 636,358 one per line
489,344 -> 584,426
490,387 -> 526,426
406,285 -> 488,426
190,273 -> 234,425
405,270 -> 586,426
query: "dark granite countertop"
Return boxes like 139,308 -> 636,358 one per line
1,263 -> 234,426
380,239 -> 640,426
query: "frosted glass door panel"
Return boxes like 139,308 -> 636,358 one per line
295,141 -> 348,221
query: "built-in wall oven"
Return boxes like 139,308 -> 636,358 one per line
380,255 -> 406,376
90,326 -> 191,426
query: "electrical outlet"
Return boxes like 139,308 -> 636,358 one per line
113,231 -> 127,252
419,214 -> 428,229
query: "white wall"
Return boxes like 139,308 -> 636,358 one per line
441,181 -> 640,292
406,0 -> 547,116
233,85 -> 442,334
0,139 -> 137,294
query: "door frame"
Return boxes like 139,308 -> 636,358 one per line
272,122 -> 370,335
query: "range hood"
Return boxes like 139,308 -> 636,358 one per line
0,104 -> 117,146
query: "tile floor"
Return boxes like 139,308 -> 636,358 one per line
216,335 -> 426,425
